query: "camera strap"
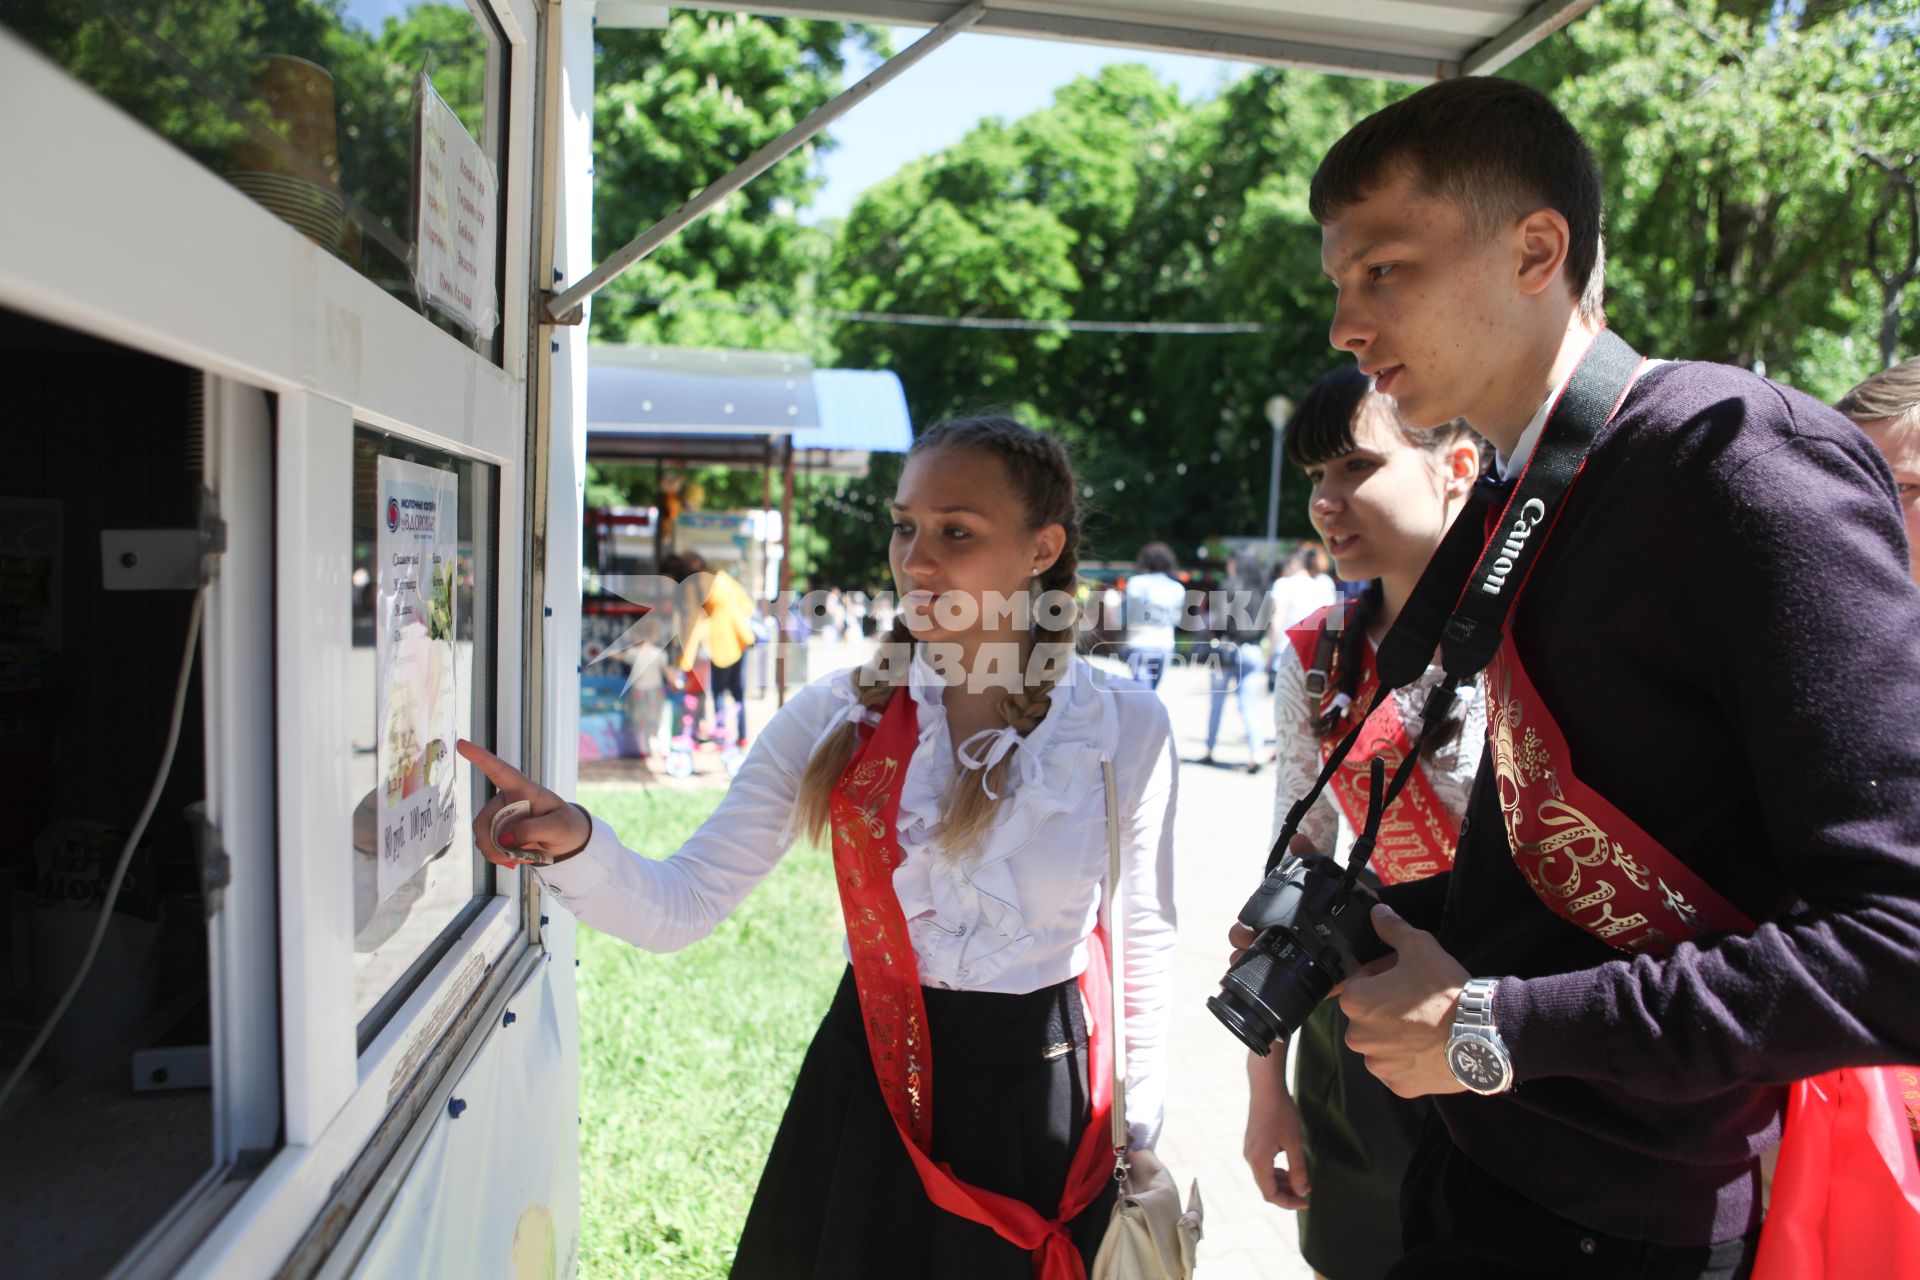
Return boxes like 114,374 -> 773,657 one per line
1265,329 -> 1646,877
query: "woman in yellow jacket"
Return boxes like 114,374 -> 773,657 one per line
676,552 -> 758,748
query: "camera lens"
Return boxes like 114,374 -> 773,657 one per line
1207,937 -> 1333,1055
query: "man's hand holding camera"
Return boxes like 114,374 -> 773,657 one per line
1337,904 -> 1471,1099
1226,899 -> 1472,1100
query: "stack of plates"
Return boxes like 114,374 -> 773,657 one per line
226,55 -> 352,263
227,170 -> 347,258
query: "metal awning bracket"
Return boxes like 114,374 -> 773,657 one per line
543,293 -> 586,327
542,0 -> 989,325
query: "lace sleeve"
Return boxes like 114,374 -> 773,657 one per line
1390,667 -> 1487,826
1270,642 -> 1342,855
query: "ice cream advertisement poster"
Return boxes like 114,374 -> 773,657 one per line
376,456 -> 460,902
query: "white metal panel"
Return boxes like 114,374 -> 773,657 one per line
171,905 -> 525,1280
344,958 -> 578,1280
274,391 -> 361,1148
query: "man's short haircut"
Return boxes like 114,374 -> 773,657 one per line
1837,357 -> 1920,429
1310,76 -> 1607,321
1136,541 -> 1178,574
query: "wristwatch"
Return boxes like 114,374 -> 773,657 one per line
1445,977 -> 1515,1095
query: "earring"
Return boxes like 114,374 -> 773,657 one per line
1031,568 -> 1041,577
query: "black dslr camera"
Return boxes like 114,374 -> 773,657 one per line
1206,852 -> 1390,1056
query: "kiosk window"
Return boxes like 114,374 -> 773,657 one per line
1,0 -> 510,360
350,427 -> 497,1039
0,307 -> 226,1275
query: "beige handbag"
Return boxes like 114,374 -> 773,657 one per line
1091,757 -> 1204,1280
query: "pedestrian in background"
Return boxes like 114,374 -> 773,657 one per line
1122,541 -> 1187,689
1201,555 -> 1269,774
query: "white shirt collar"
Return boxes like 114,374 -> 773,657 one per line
1495,335 -> 1665,480
1496,372 -> 1568,481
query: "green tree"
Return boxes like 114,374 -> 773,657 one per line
1511,0 -> 1920,394
588,12 -> 888,355
829,64 -> 1402,557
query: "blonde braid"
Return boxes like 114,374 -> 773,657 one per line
791,616 -> 916,845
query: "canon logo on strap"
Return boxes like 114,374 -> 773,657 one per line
1479,498 -> 1548,596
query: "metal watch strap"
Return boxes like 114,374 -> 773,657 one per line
1455,976 -> 1500,1030
1448,976 -> 1514,1096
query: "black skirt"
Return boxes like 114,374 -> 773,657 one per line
1295,998 -> 1432,1280
731,966 -> 1120,1280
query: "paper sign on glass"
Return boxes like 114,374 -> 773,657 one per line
375,457 -> 460,902
413,74 -> 499,338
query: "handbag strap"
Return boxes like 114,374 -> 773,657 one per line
1101,756 -> 1128,1154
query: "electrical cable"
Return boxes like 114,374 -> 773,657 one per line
0,582 -> 207,1117
636,293 -> 1272,335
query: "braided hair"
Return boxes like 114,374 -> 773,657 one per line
792,415 -> 1083,856
1284,368 -> 1483,759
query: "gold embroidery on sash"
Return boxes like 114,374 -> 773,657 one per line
832,750 -> 927,1135
1323,656 -> 1457,883
1490,662 -> 1674,953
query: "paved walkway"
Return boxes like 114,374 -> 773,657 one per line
593,641 -> 1316,1277
1149,658 -> 1315,1280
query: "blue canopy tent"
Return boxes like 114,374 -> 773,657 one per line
583,346 -> 915,720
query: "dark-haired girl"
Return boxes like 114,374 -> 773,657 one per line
458,417 -> 1178,1280
1244,368 -> 1483,1280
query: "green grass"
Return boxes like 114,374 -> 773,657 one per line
575,784 -> 846,1280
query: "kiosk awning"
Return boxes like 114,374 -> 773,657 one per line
700,0 -> 1598,82
546,0 -> 1607,323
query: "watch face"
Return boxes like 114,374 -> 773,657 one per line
1448,1037 -> 1509,1093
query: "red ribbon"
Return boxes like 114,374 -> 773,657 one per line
827,687 -> 1115,1279
1285,605 -> 1458,884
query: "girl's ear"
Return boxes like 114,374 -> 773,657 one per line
1445,437 -> 1481,500
1032,522 -> 1066,576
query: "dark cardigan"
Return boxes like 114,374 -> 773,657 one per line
1383,359 -> 1920,1246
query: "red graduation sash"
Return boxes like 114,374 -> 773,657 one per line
1485,635 -> 1920,1277
827,687 -> 1116,1280
1287,605 -> 1457,885
1485,645 -> 1754,951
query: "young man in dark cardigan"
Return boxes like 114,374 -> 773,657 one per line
1256,76 -> 1920,1278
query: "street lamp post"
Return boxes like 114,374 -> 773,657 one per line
1264,395 -> 1293,574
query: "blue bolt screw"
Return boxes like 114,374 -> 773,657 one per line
503,1010 -> 517,1027
540,915 -> 550,926
544,606 -> 553,617
448,1097 -> 468,1119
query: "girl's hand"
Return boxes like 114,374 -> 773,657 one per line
1244,1049 -> 1311,1210
456,739 -> 593,867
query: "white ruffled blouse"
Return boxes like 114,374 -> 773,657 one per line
537,652 -> 1180,1148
